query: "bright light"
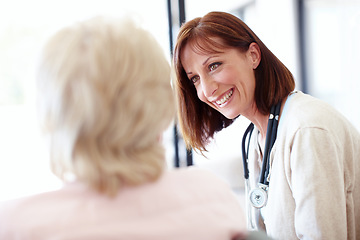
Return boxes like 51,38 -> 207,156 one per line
0,0 -> 169,201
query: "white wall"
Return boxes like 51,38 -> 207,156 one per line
305,0 -> 360,130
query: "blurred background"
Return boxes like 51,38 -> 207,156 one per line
0,0 -> 359,201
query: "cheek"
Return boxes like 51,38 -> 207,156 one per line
217,71 -> 233,84
212,70 -> 237,87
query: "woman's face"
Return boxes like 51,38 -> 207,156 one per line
180,39 -> 261,119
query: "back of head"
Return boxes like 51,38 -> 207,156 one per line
37,16 -> 175,196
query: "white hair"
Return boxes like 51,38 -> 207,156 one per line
36,16 -> 175,195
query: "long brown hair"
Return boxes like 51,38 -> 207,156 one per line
173,11 -> 295,152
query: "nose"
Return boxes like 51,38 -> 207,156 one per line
200,76 -> 217,98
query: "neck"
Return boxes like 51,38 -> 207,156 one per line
243,105 -> 269,140
243,97 -> 287,149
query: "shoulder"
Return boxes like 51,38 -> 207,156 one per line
165,167 -> 232,189
276,91 -> 360,164
280,91 -> 357,134
0,183 -> 90,229
160,167 -> 241,204
0,190 -> 59,216
0,189 -> 64,237
284,91 -> 337,124
0,171 -> 247,239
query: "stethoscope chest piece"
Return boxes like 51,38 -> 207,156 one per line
242,102 -> 282,210
249,184 -> 268,208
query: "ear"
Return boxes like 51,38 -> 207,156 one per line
248,42 -> 261,69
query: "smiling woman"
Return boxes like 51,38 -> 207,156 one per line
172,11 -> 360,240
180,42 -> 260,120
173,11 -> 294,152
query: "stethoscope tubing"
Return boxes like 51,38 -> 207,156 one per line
242,123 -> 254,180
242,102 -> 281,186
263,103 -> 281,184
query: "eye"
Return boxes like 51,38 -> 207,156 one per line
209,62 -> 221,71
190,75 -> 200,84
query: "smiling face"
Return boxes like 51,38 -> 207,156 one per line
180,39 -> 261,119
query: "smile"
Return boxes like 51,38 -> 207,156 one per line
215,89 -> 233,107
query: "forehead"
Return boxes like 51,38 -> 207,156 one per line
179,35 -> 248,66
183,36 -> 225,56
179,37 -> 226,70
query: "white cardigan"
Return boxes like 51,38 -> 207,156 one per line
248,91 -> 360,240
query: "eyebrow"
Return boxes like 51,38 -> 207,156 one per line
185,56 -> 218,75
202,56 -> 213,66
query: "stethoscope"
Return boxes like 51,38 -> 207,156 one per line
241,102 -> 281,209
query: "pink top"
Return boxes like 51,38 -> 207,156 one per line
0,167 -> 247,240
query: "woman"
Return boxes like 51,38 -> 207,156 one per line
173,11 -> 360,240
0,16 -> 250,240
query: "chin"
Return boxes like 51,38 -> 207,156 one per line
222,112 -> 239,120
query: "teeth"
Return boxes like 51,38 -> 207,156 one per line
216,89 -> 233,105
